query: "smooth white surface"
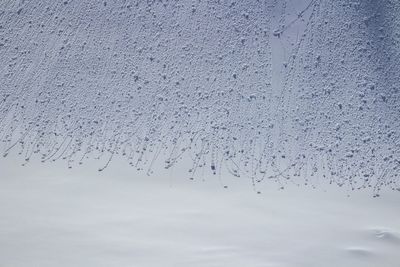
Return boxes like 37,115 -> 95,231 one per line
0,157 -> 399,267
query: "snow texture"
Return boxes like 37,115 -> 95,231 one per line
1,157 -> 400,267
0,0 -> 399,194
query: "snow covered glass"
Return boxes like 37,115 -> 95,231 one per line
0,0 -> 399,195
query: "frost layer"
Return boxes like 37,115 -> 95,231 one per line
0,0 -> 399,194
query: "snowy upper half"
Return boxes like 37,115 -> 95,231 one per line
0,0 -> 399,194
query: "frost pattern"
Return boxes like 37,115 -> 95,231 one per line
0,0 -> 399,194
